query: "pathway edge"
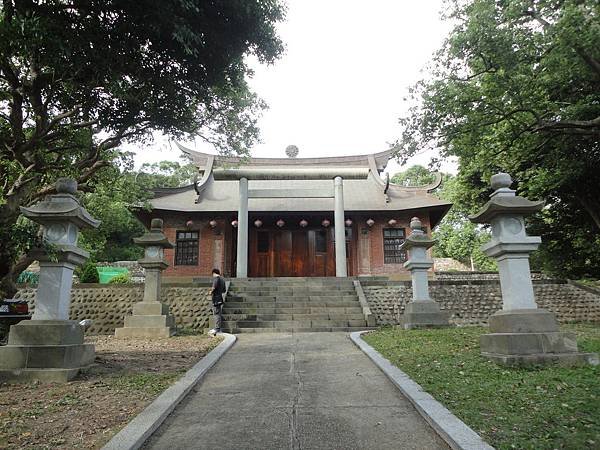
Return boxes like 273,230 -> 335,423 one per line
102,333 -> 237,450
350,331 -> 494,450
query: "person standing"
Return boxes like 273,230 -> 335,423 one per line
209,268 -> 226,336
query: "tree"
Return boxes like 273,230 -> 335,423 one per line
390,165 -> 437,186
0,1 -> 285,297
78,157 -> 198,263
395,0 -> 600,278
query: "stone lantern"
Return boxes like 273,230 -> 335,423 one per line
470,173 -> 597,366
399,217 -> 449,329
0,178 -> 100,382
115,218 -> 175,338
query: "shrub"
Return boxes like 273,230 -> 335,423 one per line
17,271 -> 39,285
108,273 -> 131,284
79,262 -> 99,283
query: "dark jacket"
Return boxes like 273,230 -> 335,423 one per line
211,276 -> 226,306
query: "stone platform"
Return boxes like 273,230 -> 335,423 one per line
222,278 -> 374,333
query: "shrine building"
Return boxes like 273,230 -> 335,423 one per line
135,144 -> 451,279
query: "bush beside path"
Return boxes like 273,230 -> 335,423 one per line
364,324 -> 600,450
0,334 -> 221,449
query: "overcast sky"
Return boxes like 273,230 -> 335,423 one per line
132,0 -> 456,175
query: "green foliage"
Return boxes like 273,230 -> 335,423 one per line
16,271 -> 39,285
0,0 -> 285,298
396,0 -> 600,278
391,165 -> 437,186
79,262 -> 99,284
365,324 -> 600,450
433,176 -> 497,271
79,157 -> 198,262
108,273 -> 131,284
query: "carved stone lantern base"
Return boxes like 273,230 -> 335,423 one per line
114,301 -> 175,338
480,309 -> 599,367
0,320 -> 95,383
401,301 -> 450,329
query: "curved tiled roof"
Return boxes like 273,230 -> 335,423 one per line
145,144 -> 452,227
175,142 -> 393,172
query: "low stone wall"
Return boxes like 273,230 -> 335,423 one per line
434,271 -> 548,281
15,284 -> 213,335
362,279 -> 600,326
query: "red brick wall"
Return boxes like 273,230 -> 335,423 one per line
357,213 -> 433,276
158,214 -> 233,278
157,211 -> 434,278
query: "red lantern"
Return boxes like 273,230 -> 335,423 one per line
231,220 -> 238,228
299,219 -> 308,228
321,219 -> 331,228
186,220 -> 194,228
276,219 -> 285,228
254,219 -> 263,228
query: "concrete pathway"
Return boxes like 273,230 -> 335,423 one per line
144,333 -> 448,450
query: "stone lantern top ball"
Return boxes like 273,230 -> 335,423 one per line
491,172 -> 512,191
150,218 -> 164,231
410,217 -> 422,231
56,178 -> 77,194
285,145 -> 299,158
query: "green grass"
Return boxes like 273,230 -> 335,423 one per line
364,324 -> 600,450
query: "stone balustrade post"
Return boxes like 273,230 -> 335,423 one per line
115,218 -> 175,338
470,173 -> 597,366
0,178 -> 100,382
399,217 -> 449,329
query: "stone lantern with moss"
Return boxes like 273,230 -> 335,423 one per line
470,173 -> 598,366
115,218 -> 175,338
0,178 -> 100,382
399,217 -> 449,329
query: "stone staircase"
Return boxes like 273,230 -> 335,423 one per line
222,278 -> 373,333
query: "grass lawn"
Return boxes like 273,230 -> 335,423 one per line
364,324 -> 600,450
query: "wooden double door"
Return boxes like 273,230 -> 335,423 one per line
248,228 -> 339,277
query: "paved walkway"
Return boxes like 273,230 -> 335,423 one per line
144,333 -> 448,450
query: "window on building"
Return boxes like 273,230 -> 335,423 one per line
383,228 -> 406,264
175,231 -> 199,265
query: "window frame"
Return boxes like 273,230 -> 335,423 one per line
382,228 -> 407,264
175,230 -> 200,266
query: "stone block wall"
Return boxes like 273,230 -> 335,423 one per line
362,279 -> 600,326
15,284 -> 213,335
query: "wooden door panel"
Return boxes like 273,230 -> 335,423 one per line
276,231 -> 293,276
292,231 -> 308,276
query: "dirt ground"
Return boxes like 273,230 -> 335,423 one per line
0,334 -> 222,450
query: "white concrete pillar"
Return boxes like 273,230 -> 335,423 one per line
237,177 -> 249,278
334,176 -> 347,277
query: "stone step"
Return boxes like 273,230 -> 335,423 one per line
223,307 -> 365,315
226,295 -> 359,303
223,319 -> 368,329
223,313 -> 367,321
229,289 -> 357,296
222,326 -> 375,333
124,315 -> 174,328
223,301 -> 361,309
